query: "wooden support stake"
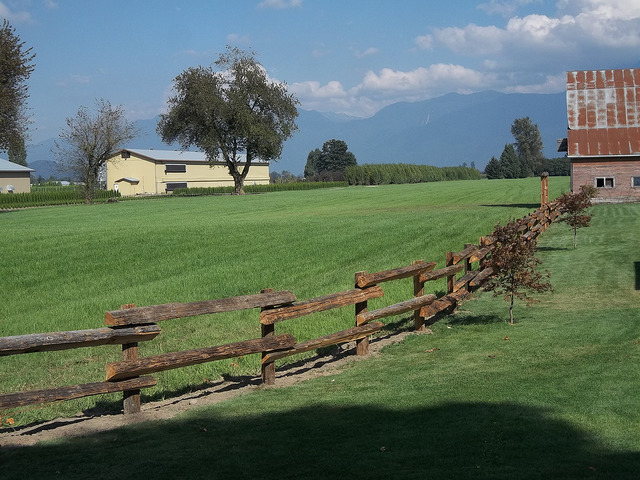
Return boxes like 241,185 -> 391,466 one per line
120,303 -> 140,415
464,244 -> 473,292
446,251 -> 455,295
413,260 -> 426,331
354,271 -> 369,356
260,289 -> 276,386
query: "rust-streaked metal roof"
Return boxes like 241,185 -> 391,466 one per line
566,68 -> 640,157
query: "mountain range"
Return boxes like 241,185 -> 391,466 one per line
26,90 -> 567,179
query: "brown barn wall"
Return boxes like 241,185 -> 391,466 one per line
571,157 -> 640,202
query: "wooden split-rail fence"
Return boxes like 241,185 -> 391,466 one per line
0,202 -> 560,416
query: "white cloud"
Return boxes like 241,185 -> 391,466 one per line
227,33 -> 250,45
56,74 -> 91,87
293,0 -> 639,117
356,64 -> 492,98
258,0 -> 302,9
430,1 -> 639,66
353,47 -> 379,58
0,1 -> 32,22
311,48 -> 330,58
433,24 -> 505,55
414,34 -> 433,50
477,0 -> 541,17
291,80 -> 347,99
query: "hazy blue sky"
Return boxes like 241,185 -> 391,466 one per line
2,0 -> 639,142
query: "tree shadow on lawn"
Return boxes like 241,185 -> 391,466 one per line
536,246 -> 570,252
481,203 -> 541,209
3,402 -> 637,479
447,312 -> 503,326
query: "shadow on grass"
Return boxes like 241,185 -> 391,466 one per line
481,203 -> 540,209
2,402 -> 637,479
537,246 -> 570,252
448,313 -> 503,326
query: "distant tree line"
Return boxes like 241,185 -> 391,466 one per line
344,163 -> 481,185
485,117 -> 570,179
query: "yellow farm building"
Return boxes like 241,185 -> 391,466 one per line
106,148 -> 270,196
0,158 -> 34,194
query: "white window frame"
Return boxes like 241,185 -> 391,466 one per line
595,177 -> 614,188
632,176 -> 640,188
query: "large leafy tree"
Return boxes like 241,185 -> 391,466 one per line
54,99 -> 138,204
303,148 -> 322,178
511,117 -> 544,177
304,139 -> 357,179
484,220 -> 552,324
158,47 -> 299,194
0,20 -> 35,159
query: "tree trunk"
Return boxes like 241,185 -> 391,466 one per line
233,176 -> 245,195
573,228 -> 577,249
509,293 -> 514,325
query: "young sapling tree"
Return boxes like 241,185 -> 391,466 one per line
484,219 -> 552,324
556,184 -> 597,248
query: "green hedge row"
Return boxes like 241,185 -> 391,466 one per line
172,181 -> 348,196
344,164 -> 482,185
0,189 -> 119,208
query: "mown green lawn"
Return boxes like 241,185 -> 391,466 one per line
1,179 -> 639,478
0,178 -> 566,424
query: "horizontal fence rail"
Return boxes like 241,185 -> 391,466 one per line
0,201 -> 559,417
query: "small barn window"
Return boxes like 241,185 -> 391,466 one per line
165,164 -> 187,173
632,177 -> 640,188
595,177 -> 614,188
165,182 -> 187,192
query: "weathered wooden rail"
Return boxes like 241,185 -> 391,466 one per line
0,201 -> 559,416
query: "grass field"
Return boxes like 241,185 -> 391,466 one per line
1,177 -> 638,479
0,178 -> 567,424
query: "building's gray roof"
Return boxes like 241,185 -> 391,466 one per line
117,148 -> 258,163
0,158 -> 35,173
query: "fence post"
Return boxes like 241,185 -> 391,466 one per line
463,244 -> 473,292
354,271 -> 369,356
540,172 -> 549,207
413,260 -> 426,331
446,251 -> 455,294
260,288 -> 276,385
120,303 -> 140,415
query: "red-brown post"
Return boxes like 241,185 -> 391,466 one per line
260,289 -> 276,385
354,271 -> 369,356
413,260 -> 426,331
120,303 -> 140,415
446,252 -> 455,294
541,172 -> 549,207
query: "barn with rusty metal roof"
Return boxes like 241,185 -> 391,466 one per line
559,68 -> 640,202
